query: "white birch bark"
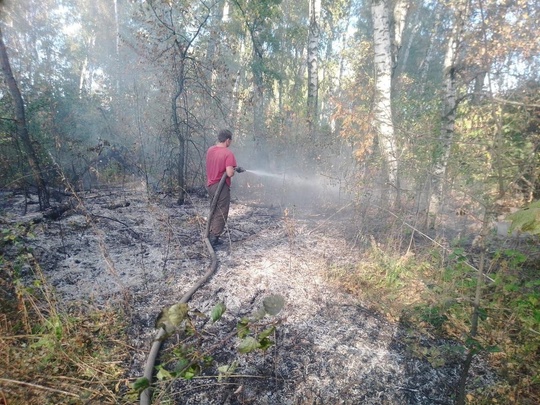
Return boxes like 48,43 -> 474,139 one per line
428,0 -> 469,221
392,0 -> 409,71
372,0 -> 399,198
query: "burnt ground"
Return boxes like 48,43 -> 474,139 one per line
1,182 -> 496,404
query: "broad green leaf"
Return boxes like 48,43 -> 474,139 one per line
156,366 -> 172,380
238,336 -> 261,353
237,319 -> 250,338
211,302 -> 226,323
217,362 -> 237,382
262,294 -> 285,316
181,365 -> 200,380
477,307 -> 488,321
465,337 -> 483,351
174,358 -> 190,373
507,203 -> 540,235
131,377 -> 149,391
525,279 -> 540,287
156,303 -> 189,332
449,248 -> 466,262
258,326 -> 275,340
258,337 -> 274,351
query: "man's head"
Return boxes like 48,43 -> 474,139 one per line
218,129 -> 233,143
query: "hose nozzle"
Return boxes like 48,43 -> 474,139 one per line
235,166 -> 246,173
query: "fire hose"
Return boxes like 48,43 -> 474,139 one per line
140,168 -> 243,405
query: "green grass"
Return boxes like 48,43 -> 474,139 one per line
1,225 -> 131,404
326,238 -> 540,404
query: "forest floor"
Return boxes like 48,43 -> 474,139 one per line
1,182 -> 497,404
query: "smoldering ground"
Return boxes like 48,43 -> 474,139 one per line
0,177 -> 496,404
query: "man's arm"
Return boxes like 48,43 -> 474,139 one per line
226,166 -> 235,177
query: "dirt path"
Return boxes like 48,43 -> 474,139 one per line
2,186 -> 493,404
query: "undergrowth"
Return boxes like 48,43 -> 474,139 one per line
327,235 -> 540,405
129,295 -> 285,403
1,221 -> 286,404
0,223 -> 130,404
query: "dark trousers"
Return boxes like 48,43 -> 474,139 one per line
207,182 -> 230,237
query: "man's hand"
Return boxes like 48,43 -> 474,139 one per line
235,166 -> 246,173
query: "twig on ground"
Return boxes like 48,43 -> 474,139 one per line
91,214 -> 141,238
0,377 -> 80,398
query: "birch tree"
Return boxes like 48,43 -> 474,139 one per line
371,0 -> 400,202
428,0 -> 469,224
391,0 -> 408,74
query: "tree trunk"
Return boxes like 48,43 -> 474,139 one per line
457,212 -> 490,404
172,49 -> 186,205
428,0 -> 469,225
248,22 -> 268,165
395,0 -> 418,78
392,0 -> 409,74
0,27 -> 50,209
372,0 -> 399,204
307,0 -> 320,133
252,52 -> 267,163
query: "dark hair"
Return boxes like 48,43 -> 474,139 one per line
218,129 -> 233,143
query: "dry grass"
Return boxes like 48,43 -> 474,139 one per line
0,239 -> 131,405
326,233 -> 540,405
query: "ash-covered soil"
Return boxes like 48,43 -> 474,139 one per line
1,183 -> 495,404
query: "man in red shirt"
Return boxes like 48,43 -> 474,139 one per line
206,129 -> 239,247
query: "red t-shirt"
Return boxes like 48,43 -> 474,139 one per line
206,145 -> 237,187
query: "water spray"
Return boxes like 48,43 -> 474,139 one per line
240,168 -> 286,179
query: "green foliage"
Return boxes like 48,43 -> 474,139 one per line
238,335 -> 262,353
132,377 -> 150,392
133,294 -> 285,399
232,294 -> 284,355
328,239 -> 540,403
211,302 -> 226,323
1,224 -> 128,404
415,305 -> 449,329
217,361 -> 238,382
155,302 -> 190,334
237,320 -> 278,354
507,201 -> 540,235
